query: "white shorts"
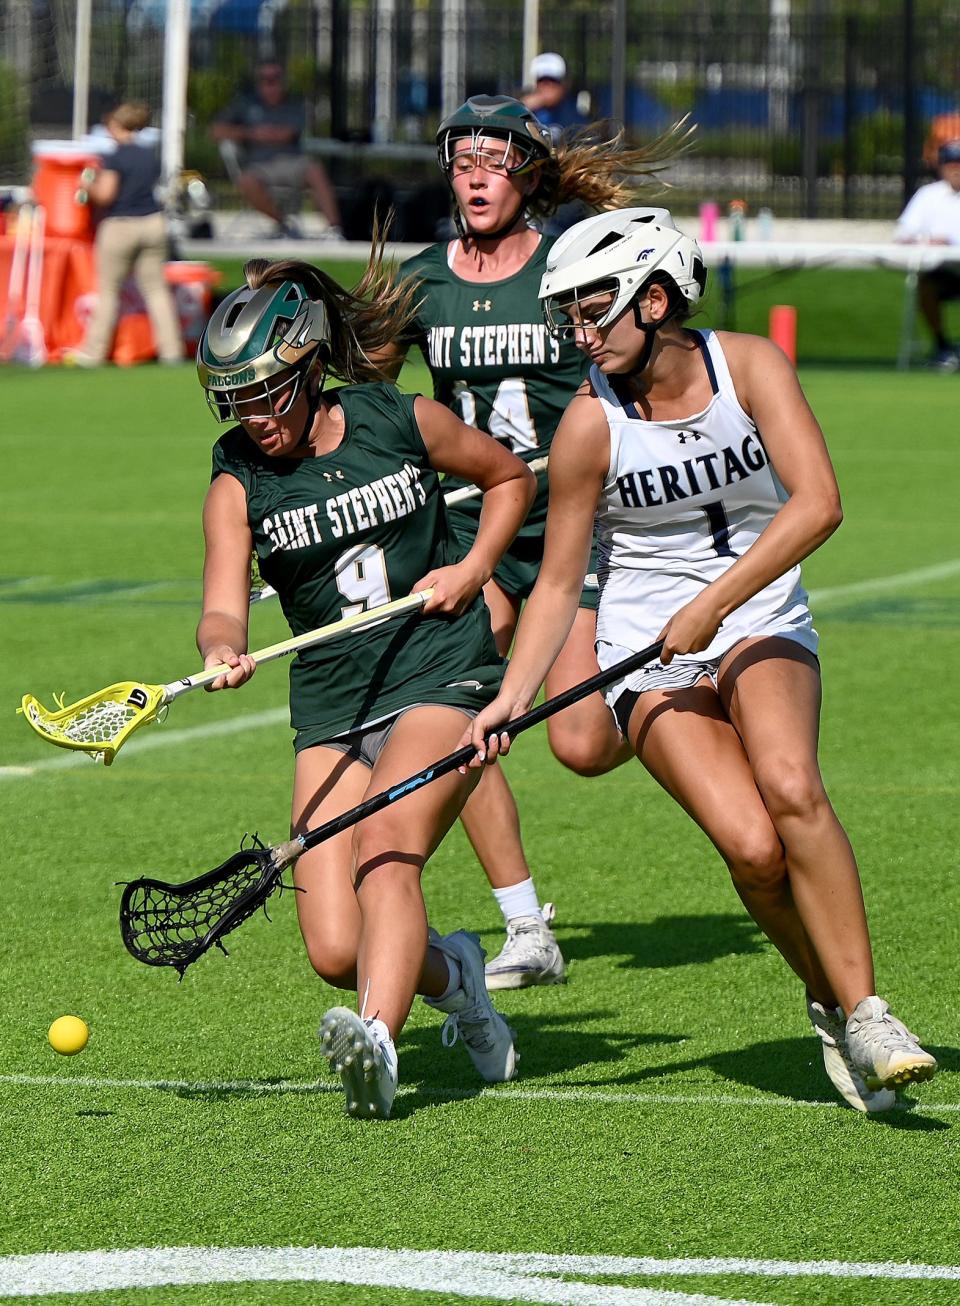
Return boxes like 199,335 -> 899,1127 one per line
598,626 -> 819,737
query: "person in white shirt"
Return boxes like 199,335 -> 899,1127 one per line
462,208 -> 939,1113
895,139 -> 960,367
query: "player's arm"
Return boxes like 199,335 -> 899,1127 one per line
657,332 -> 843,663
464,390 -> 608,761
412,395 -> 536,613
197,473 -> 258,690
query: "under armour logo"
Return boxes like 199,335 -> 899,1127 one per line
676,430 -> 703,444
472,299 -> 492,312
322,470 -> 346,482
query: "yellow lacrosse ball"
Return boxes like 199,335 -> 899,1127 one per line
48,1015 -> 89,1056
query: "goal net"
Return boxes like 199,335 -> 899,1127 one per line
0,0 -> 166,184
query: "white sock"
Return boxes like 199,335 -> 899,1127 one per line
493,878 -> 543,926
364,1017 -> 398,1077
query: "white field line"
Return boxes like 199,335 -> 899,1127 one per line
0,576 -> 44,592
808,557 -> 960,605
1,1072 -> 956,1115
0,707 -> 287,780
4,557 -> 958,784
2,1245 -> 960,1302
0,1246 -> 767,1305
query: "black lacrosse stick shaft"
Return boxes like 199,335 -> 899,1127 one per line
297,638 -> 665,857
117,638 -> 665,974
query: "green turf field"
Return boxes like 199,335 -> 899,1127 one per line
0,359 -> 958,1305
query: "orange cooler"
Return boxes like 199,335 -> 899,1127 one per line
31,141 -> 103,241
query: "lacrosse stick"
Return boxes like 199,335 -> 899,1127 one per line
118,636 -> 665,975
249,456 -> 550,607
443,454 -> 548,506
1,204 -> 31,361
12,204 -> 47,368
20,589 -> 433,765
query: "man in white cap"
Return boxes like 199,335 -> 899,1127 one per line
522,52 -> 588,144
895,139 -> 960,368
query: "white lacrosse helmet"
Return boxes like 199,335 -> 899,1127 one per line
539,207 -> 706,337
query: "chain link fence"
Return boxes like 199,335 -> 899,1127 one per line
3,0 -> 960,222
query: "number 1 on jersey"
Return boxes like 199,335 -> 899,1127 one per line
703,501 -> 736,557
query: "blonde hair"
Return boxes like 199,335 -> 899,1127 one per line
528,117 -> 693,218
108,101 -> 153,133
242,216 -> 420,383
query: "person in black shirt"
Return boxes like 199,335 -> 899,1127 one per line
211,60 -> 342,239
68,101 -> 182,366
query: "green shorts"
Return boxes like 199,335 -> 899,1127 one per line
449,513 -> 600,609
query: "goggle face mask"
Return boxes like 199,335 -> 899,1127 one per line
542,280 -> 622,339
206,366 -> 306,424
440,131 -> 536,177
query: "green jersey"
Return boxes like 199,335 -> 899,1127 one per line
401,235 -> 588,542
211,383 -> 503,743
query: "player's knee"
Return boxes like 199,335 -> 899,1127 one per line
547,722 -> 619,777
725,828 -> 785,893
303,933 -> 356,988
353,827 -> 425,890
755,759 -> 827,825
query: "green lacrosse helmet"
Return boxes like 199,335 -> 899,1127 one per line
436,94 -> 555,175
196,279 -> 331,422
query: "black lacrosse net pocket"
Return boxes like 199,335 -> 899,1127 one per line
119,836 -> 288,976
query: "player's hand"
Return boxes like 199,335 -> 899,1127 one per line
657,594 -> 723,664
203,647 -> 257,691
456,694 -> 522,770
413,563 -> 484,617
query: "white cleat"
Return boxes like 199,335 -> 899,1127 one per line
807,999 -> 895,1113
319,1006 -> 398,1120
425,929 -> 518,1082
845,996 -> 938,1091
485,902 -> 566,991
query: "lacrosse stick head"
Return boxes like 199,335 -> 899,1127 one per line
119,838 -> 294,976
19,681 -> 168,765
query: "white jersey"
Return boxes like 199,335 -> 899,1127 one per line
894,179 -> 960,244
591,328 -> 817,662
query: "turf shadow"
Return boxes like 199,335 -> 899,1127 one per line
540,913 -> 766,972
395,1009 -> 686,1088
573,1036 -> 951,1128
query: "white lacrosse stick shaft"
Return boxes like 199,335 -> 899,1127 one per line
1,205 -> 31,359
165,588 -> 433,703
15,204 -> 47,368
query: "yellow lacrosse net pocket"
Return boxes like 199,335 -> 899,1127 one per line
19,681 -> 168,765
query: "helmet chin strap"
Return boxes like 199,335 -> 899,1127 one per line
295,360 -> 328,449
630,293 -> 682,373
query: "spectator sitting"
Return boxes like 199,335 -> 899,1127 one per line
922,110 -> 960,174
521,53 -> 589,145
521,53 -> 591,236
895,139 -> 960,370
211,59 -> 342,239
